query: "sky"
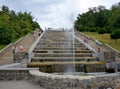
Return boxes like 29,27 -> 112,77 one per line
0,0 -> 120,30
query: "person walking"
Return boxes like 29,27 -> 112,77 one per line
84,36 -> 88,43
12,44 -> 18,62
19,44 -> 23,52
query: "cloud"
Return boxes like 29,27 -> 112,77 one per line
0,0 -> 120,29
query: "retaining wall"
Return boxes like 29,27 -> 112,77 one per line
29,70 -> 120,89
0,68 -> 38,80
14,52 -> 28,63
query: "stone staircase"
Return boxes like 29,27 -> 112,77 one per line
27,30 -> 105,73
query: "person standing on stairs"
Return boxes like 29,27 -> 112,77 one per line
19,44 -> 23,52
12,44 -> 18,62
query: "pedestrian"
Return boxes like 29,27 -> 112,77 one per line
95,39 -> 99,46
33,34 -> 36,40
12,44 -> 18,54
84,36 -> 88,43
19,44 -> 23,52
38,30 -> 41,36
12,44 -> 18,63
98,47 -> 101,52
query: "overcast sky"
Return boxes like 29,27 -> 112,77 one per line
0,0 -> 120,29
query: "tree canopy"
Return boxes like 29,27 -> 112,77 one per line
74,2 -> 120,40
0,5 -> 41,44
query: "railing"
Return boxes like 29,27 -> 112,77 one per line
28,31 -> 45,62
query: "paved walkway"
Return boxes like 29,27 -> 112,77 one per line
0,80 -> 45,89
0,30 -> 39,65
0,30 -> 45,89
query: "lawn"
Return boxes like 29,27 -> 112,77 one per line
82,32 -> 120,51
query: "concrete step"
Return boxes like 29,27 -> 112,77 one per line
36,45 -> 85,48
31,57 -> 98,62
38,41 -> 81,44
33,50 -> 91,53
0,60 -> 13,65
37,43 -> 84,46
34,53 -> 92,57
28,61 -> 105,67
34,47 -> 88,50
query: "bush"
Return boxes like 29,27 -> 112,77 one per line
98,28 -> 107,34
110,29 -> 120,39
89,27 -> 97,32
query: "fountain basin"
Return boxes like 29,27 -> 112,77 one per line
29,70 -> 95,89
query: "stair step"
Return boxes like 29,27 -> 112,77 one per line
33,50 -> 91,53
34,53 -> 92,57
28,61 -> 105,67
31,57 -> 97,62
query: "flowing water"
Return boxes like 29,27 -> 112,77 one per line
63,28 -> 75,75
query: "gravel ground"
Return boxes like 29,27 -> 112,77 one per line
0,80 -> 45,89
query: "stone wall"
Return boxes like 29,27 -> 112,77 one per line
0,68 -> 38,80
29,70 -> 120,89
0,68 -> 120,89
14,52 -> 28,63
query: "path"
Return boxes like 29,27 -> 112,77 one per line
0,30 -> 39,66
0,80 -> 45,89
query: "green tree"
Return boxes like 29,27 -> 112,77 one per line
0,5 -> 41,44
1,5 -> 9,13
110,29 -> 120,44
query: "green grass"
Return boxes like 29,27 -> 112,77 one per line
0,38 -> 22,51
0,38 -> 19,51
0,44 -> 7,50
82,32 -> 120,51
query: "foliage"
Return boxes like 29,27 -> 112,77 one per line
74,5 -> 109,32
0,5 -> 41,44
110,29 -> 120,39
98,28 -> 107,34
110,29 -> 120,44
74,2 -> 120,40
0,44 -> 6,50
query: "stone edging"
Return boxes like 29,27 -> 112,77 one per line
29,70 -> 120,89
0,43 -> 13,57
103,43 -> 120,53
28,31 -> 45,62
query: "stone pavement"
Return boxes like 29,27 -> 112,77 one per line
0,30 -> 39,66
0,80 -> 45,89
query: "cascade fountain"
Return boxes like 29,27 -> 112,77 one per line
28,29 -> 105,73
63,29 -> 75,74
27,28 -> 106,89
